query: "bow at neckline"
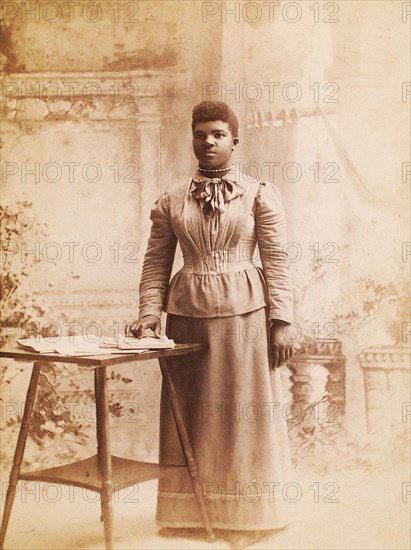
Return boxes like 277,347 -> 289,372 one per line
190,176 -> 245,216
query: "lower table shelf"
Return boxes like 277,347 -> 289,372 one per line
20,455 -> 187,492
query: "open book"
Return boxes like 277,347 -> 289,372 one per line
100,335 -> 175,350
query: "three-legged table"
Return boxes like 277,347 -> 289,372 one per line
0,344 -> 214,549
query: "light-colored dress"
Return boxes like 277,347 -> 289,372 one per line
139,167 -> 293,530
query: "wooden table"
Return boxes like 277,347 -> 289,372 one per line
0,344 -> 215,549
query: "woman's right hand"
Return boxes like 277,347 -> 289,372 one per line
126,315 -> 162,338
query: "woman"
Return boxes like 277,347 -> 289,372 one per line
129,101 -> 294,548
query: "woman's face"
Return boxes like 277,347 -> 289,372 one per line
192,120 -> 238,169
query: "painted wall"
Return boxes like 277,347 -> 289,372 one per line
214,0 -> 410,438
1,1 -> 222,463
1,1 -> 409,464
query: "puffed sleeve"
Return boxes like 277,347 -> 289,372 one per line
254,182 -> 294,324
138,192 -> 178,319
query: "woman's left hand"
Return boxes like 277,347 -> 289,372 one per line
270,321 -> 294,369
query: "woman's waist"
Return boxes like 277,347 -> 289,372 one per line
166,265 -> 268,317
180,250 -> 258,274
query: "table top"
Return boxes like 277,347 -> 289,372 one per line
0,343 -> 207,367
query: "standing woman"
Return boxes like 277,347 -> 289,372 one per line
129,101 -> 294,548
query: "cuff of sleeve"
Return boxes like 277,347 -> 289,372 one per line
270,318 -> 291,325
269,310 -> 294,325
138,310 -> 162,321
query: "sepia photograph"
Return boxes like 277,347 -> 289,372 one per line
0,1 -> 410,549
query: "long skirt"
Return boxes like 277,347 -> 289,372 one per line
157,307 -> 292,530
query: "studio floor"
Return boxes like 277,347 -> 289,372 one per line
0,464 -> 409,550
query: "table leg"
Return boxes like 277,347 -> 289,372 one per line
158,358 -> 215,541
0,361 -> 42,550
94,367 -> 113,550
94,369 -> 104,523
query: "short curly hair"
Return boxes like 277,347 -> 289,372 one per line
191,101 -> 239,137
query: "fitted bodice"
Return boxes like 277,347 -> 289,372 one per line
175,180 -> 259,272
139,170 -> 293,322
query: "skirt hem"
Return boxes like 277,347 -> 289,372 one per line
156,520 -> 290,531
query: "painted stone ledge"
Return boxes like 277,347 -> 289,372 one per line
1,70 -> 189,121
358,345 -> 410,438
288,338 -> 346,417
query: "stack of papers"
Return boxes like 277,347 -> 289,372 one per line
16,335 -> 175,357
16,339 -> 57,354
